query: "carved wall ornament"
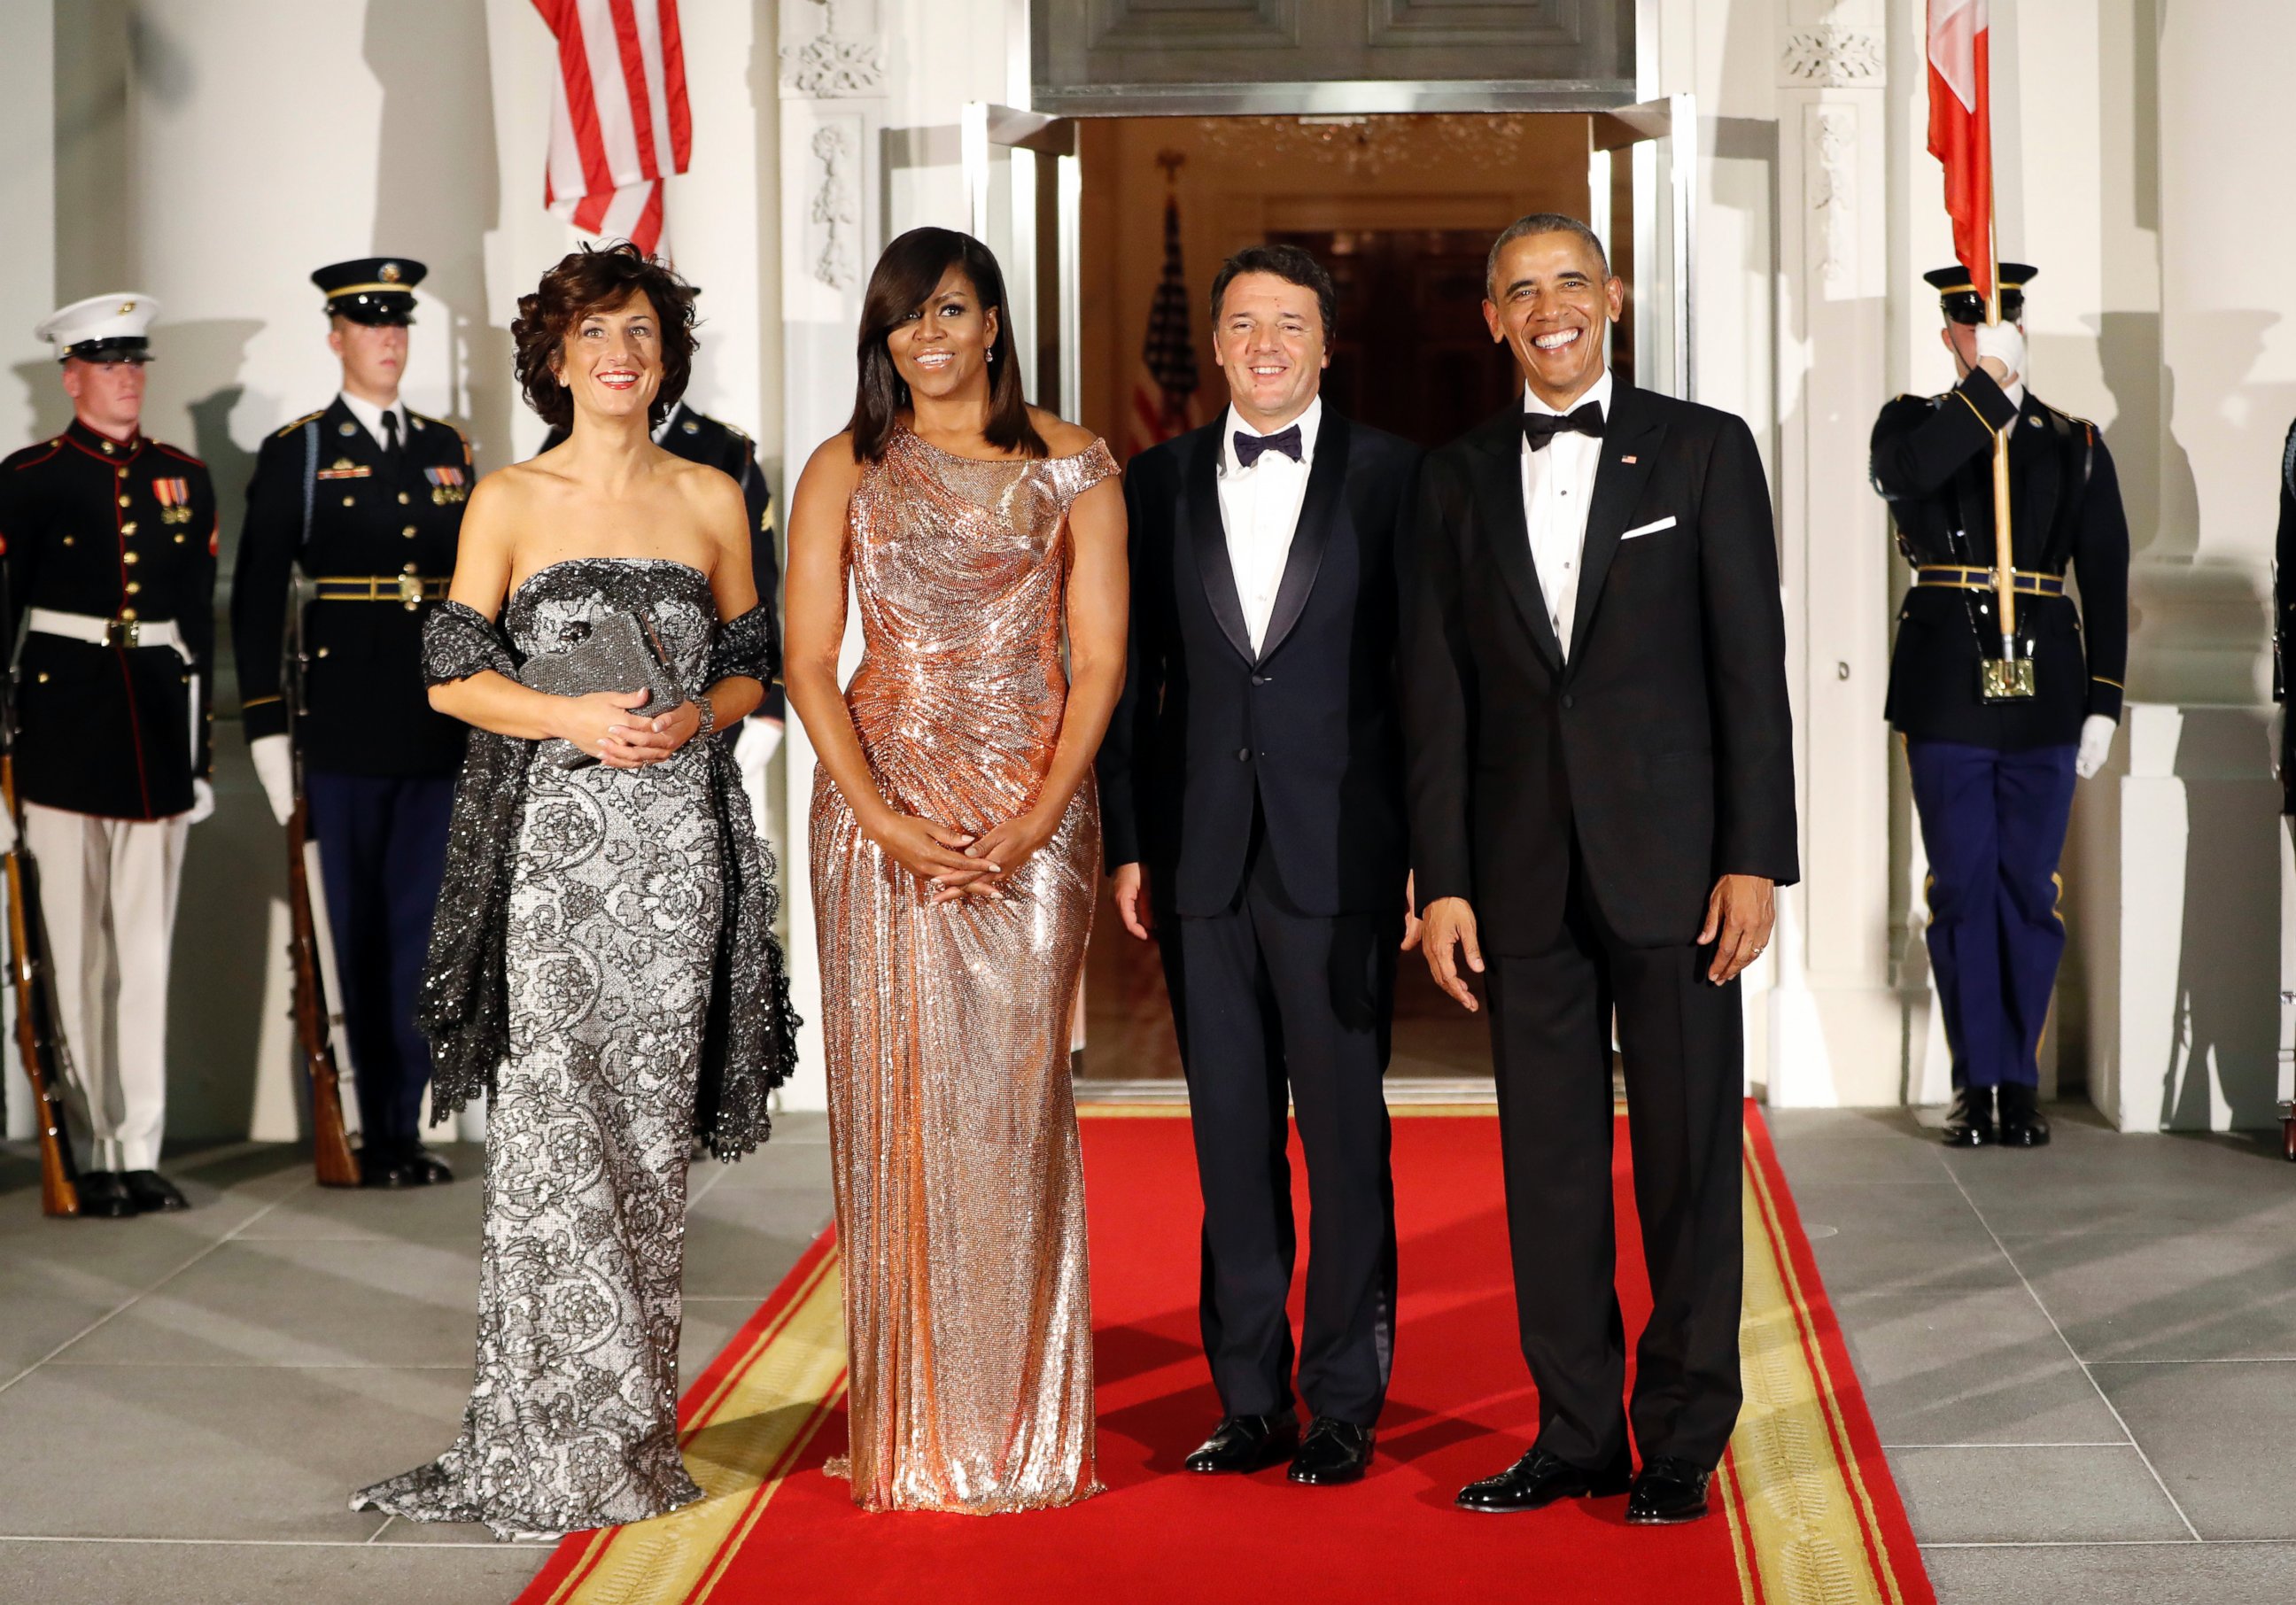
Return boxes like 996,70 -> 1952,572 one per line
1808,105 -> 1858,298
811,124 -> 859,290
1781,27 -> 1884,88
783,0 -> 884,97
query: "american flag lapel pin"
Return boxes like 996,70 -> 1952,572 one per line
1620,454 -> 1638,464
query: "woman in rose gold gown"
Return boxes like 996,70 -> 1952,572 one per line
784,229 -> 1129,1514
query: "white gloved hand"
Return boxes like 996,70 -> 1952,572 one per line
250,734 -> 295,826
733,717 -> 782,836
2074,713 -> 2117,779
1973,321 -> 2025,389
185,778 -> 216,825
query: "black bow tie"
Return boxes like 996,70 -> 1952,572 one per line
1233,423 -> 1303,469
1521,402 -> 1605,451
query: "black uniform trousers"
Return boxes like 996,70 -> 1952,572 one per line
1157,809 -> 1399,1428
1485,834 -> 1745,1475
307,771 -> 454,1153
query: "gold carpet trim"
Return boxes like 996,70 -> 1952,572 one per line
1724,1148 -> 1902,1605
551,1112 -> 1908,1605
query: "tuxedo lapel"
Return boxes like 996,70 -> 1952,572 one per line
1566,381 -> 1664,663
1467,409 -> 1565,671
1183,426 -> 1256,666
1255,409 -> 1349,664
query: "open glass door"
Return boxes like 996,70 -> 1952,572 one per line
1590,94 -> 1696,401
961,105 -> 1082,418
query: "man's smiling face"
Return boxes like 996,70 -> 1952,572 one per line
1483,229 -> 1625,411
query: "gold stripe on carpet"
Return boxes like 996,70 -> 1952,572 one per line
555,1257 -> 849,1605
1724,1150 -> 1900,1605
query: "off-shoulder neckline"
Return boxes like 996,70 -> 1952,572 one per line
508,556 -> 710,606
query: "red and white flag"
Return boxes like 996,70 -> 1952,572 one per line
536,0 -> 692,257
1926,0 -> 1993,301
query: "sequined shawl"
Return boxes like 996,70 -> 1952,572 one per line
415,586 -> 800,1159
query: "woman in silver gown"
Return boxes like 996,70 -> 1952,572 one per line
352,244 -> 799,1540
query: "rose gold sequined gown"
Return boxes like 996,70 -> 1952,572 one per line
812,424 -> 1119,1513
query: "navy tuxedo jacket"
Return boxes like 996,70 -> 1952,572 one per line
1099,410 -> 1422,919
1405,381 -> 1799,952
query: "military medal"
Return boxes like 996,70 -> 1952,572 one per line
424,464 -> 467,505
153,476 -> 194,524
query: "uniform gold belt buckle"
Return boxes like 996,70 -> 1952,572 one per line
395,572 -> 424,611
105,617 -> 141,648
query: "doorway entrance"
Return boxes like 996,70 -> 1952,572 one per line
958,105 -> 1695,1082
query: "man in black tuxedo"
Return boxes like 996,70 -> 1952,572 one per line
1407,215 -> 1797,1525
1100,244 -> 1422,1488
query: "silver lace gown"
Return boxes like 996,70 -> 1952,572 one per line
355,558 -> 765,1540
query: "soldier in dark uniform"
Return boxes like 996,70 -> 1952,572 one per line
233,259 -> 469,1188
1871,264 -> 2129,1149
539,398 -> 784,802
0,294 -> 216,1216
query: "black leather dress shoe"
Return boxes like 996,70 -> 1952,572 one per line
402,1145 -> 456,1185
1455,1446 -> 1633,1513
75,1171 -> 139,1219
1942,1085 -> 1997,1147
1183,1411 -> 1299,1474
120,1170 -> 188,1213
360,1154 -> 419,1189
1287,1417 -> 1374,1485
1997,1083 -> 2052,1147
1625,1457 -> 1711,1525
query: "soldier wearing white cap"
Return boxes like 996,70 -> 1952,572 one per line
0,294 -> 218,1216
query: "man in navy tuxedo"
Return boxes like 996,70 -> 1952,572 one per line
1100,244 -> 1422,1489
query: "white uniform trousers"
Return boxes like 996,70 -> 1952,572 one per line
22,802 -> 188,1173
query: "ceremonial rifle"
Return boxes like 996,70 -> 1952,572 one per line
1,586 -> 81,1216
283,592 -> 360,1186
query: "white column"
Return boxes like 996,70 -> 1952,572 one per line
775,0 -> 891,1113
1766,2 -> 1899,1105
0,0 -> 56,1142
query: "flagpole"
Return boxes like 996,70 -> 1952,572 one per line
1979,65 -> 2030,700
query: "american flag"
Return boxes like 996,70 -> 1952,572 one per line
536,0 -> 692,257
1130,194 -> 1199,455
1927,0 -> 1994,301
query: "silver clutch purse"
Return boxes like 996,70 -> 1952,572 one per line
518,609 -> 689,770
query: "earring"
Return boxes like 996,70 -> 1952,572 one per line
988,348 -> 997,363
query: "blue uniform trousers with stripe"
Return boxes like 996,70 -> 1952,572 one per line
1906,740 -> 2077,1090
306,772 -> 454,1151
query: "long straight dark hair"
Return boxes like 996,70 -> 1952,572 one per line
845,227 -> 1046,462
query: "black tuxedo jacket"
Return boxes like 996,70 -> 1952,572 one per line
1099,409 -> 1422,919
1405,382 -> 1799,952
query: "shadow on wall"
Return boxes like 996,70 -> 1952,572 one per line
140,318 -> 274,1143
2161,708 -> 2282,1131
363,0 -> 512,465
6,362 -> 75,443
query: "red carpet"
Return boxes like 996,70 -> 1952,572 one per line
517,1106 -> 1934,1605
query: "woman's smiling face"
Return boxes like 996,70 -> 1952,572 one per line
886,265 -> 998,402
560,291 -> 664,422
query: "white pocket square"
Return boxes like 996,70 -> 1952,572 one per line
1620,516 -> 1679,540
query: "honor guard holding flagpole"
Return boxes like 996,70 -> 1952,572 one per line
0,295 -> 217,1216
539,398 -> 785,802
1870,263 -> 2129,1148
233,258 -> 470,1188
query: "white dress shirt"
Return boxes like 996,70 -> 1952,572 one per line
1521,369 -> 1613,661
338,390 -> 410,451
1216,395 -> 1323,655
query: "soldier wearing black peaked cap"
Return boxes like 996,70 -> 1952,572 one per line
0,294 -> 218,1216
232,258 -> 472,1187
1870,263 -> 2129,1150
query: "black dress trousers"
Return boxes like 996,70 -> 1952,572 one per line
1484,838 -> 1746,1475
1158,814 -> 1400,1428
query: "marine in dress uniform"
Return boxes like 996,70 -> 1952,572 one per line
1870,264 -> 2129,1149
232,259 -> 469,1188
0,295 -> 217,1217
539,399 -> 785,802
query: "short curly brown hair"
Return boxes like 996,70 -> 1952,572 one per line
512,242 -> 701,430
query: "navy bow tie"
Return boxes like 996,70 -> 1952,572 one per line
1521,402 -> 1605,451
1233,423 -> 1304,469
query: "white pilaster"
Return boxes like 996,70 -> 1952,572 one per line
1768,1 -> 1899,1105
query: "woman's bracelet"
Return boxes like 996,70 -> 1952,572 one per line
693,693 -> 718,737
